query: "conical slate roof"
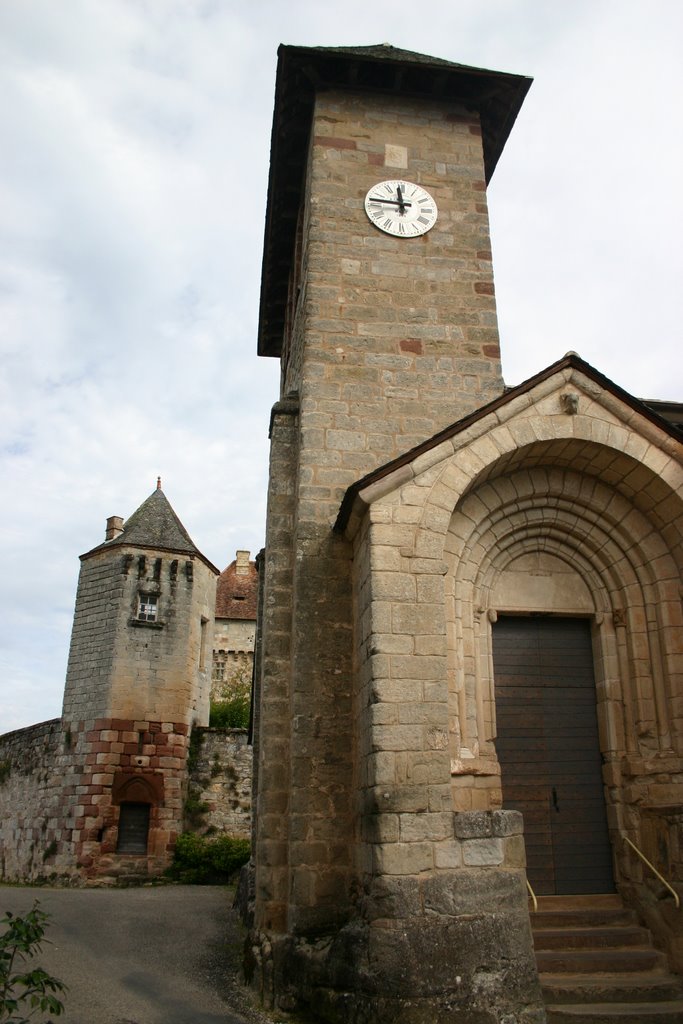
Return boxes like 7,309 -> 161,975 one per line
108,486 -> 199,554
81,484 -> 219,573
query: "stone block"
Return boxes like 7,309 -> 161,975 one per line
491,809 -> 523,837
503,834 -> 527,868
399,811 -> 452,842
463,837 -> 504,866
453,810 -> 492,839
373,841 -> 434,875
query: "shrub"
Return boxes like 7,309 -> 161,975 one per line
166,832 -> 250,885
209,664 -> 251,729
0,902 -> 66,1022
208,698 -> 250,729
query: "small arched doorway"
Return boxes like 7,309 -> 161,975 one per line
116,802 -> 151,855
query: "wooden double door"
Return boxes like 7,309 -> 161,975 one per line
492,616 -> 614,895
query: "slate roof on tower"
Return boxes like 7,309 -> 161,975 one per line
81,485 -> 219,573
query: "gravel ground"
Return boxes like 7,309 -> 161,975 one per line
0,883 -> 286,1024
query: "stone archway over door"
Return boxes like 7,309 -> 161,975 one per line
493,616 -> 614,895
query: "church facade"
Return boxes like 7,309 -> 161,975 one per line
249,44 -> 683,1023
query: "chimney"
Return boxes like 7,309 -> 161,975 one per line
235,549 -> 250,575
105,516 -> 124,541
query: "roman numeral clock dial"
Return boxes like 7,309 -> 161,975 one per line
364,180 -> 438,237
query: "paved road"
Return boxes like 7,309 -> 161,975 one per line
0,884 -> 276,1024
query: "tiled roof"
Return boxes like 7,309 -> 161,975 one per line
215,558 -> 258,620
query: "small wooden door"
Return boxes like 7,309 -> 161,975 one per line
116,802 -> 151,855
493,616 -> 614,895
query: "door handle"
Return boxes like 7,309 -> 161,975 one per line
552,786 -> 560,813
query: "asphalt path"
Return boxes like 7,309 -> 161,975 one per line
0,884 -> 277,1024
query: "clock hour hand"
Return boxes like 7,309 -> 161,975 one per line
396,184 -> 406,213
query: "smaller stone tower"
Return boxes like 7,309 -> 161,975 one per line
59,481 -> 219,881
212,550 -> 258,700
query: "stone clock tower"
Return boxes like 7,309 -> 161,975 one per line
251,44 -> 543,1023
252,41 -> 683,1024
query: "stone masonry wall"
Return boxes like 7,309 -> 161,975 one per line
285,90 -> 504,459
187,728 -> 251,838
63,547 -> 215,733
253,398 -> 299,933
0,720 -> 66,881
261,88 -> 507,935
0,716 -> 190,883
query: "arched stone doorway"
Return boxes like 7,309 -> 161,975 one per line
443,438 -> 683,895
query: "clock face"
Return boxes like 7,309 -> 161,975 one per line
364,180 -> 438,237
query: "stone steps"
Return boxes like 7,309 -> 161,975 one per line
531,895 -> 683,1024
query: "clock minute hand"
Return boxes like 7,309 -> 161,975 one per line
368,196 -> 413,207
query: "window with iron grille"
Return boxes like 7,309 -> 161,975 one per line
137,593 -> 158,622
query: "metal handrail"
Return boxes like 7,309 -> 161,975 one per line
526,878 -> 538,913
622,835 -> 680,910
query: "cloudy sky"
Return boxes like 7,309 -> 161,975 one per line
1,0 -> 681,732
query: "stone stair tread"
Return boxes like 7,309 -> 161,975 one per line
532,909 -> 638,929
534,925 -> 650,950
536,947 -> 667,973
534,894 -> 624,910
540,971 -> 683,1004
532,894 -> 680,1020
545,1000 -> 683,1023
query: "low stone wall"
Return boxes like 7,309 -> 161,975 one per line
0,721 -> 253,883
0,719 -> 69,881
187,727 -> 252,838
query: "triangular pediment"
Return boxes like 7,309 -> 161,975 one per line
336,354 -> 683,537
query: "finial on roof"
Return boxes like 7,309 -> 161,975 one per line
157,476 -> 162,490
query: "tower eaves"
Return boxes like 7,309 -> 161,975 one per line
257,43 -> 532,357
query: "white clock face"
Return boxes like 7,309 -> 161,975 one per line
364,180 -> 438,237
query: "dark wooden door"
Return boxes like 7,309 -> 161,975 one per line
492,616 -> 614,895
116,802 -> 151,854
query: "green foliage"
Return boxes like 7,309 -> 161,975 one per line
186,729 -> 203,773
209,663 -> 251,729
208,698 -> 250,729
183,786 -> 210,829
0,902 -> 66,1022
166,832 -> 250,885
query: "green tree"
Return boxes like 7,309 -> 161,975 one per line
0,903 -> 66,1023
209,661 -> 251,729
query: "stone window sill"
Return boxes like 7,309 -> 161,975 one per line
129,618 -> 164,630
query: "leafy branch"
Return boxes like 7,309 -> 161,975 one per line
0,903 -> 66,1023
